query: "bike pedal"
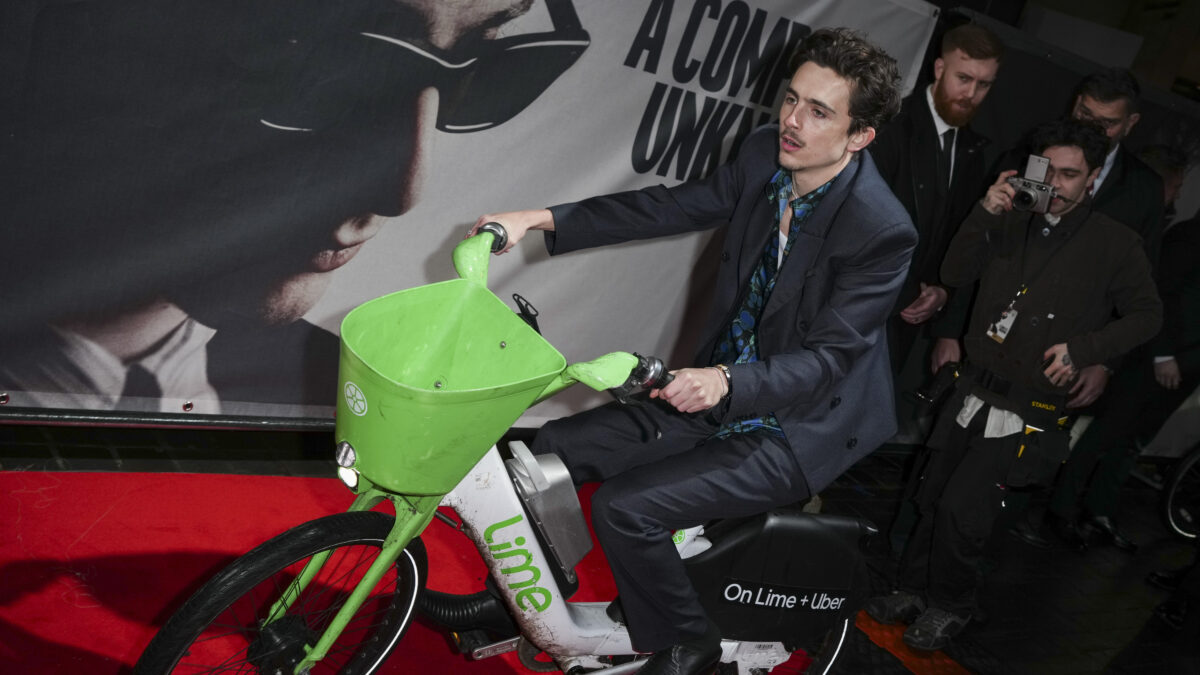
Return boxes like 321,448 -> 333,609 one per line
451,630 -> 521,660
451,629 -> 491,654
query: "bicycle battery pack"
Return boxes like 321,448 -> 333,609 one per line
504,441 -> 593,585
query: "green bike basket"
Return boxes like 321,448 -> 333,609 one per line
336,279 -> 566,495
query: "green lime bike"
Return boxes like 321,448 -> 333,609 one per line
135,224 -> 876,674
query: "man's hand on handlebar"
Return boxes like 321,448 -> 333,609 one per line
651,367 -> 728,414
469,209 -> 556,255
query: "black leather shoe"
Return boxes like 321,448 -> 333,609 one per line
1047,514 -> 1088,551
638,624 -> 722,675
1081,515 -> 1137,552
1008,520 -> 1051,549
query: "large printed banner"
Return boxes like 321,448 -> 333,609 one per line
0,0 -> 937,425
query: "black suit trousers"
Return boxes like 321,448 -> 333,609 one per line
530,397 -> 810,652
897,402 -> 1017,613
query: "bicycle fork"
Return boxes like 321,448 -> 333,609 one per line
265,488 -> 441,675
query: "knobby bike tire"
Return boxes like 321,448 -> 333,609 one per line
1164,446 -> 1200,540
135,511 -> 427,675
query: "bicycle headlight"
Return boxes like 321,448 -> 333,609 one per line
337,466 -> 360,489
335,441 -> 357,468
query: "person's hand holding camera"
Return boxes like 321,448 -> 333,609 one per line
980,170 -> 1020,215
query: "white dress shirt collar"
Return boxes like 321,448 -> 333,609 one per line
0,318 -> 221,413
1091,144 -> 1120,197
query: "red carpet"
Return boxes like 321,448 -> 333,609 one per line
0,470 -> 620,674
1,471 -> 971,674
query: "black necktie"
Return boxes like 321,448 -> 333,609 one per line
940,128 -> 956,189
117,363 -> 162,408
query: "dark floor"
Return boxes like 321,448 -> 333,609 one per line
2,423 -> 1198,674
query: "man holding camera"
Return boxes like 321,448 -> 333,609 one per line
1003,70 -> 1164,415
865,118 -> 1161,652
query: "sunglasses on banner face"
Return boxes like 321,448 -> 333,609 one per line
260,0 -> 590,134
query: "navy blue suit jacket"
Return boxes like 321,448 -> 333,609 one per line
546,125 -> 917,493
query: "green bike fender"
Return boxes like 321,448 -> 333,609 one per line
533,352 -> 641,404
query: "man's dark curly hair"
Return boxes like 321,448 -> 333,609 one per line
1027,118 -> 1109,173
788,27 -> 902,135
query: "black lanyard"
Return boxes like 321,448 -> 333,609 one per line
1011,206 -> 1089,307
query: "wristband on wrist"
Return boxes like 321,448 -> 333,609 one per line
713,364 -> 732,399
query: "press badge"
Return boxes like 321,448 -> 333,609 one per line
988,285 -> 1027,344
987,308 -> 1017,343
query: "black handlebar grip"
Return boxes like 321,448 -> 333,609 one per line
478,222 -> 509,252
637,354 -> 673,390
608,354 -> 672,404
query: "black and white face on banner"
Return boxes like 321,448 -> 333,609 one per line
0,0 -> 936,420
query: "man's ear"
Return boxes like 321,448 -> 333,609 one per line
848,126 -> 876,152
933,57 -> 945,83
1126,111 -> 1141,132
1086,166 -> 1101,192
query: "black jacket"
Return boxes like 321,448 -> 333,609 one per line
1091,145 -> 1165,268
942,201 -> 1162,404
547,126 -> 917,493
869,90 -> 991,313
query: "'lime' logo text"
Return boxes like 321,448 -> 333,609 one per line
484,514 -> 552,612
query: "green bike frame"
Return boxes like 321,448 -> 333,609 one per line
274,231 -> 642,674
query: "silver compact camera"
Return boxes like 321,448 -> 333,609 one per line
1006,154 -> 1056,213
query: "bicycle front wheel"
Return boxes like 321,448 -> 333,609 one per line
136,511 -> 427,674
1164,447 -> 1200,540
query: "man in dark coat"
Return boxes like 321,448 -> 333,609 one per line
866,119 -> 1161,652
1054,69 -> 1167,409
1071,69 -> 1165,269
947,69 -> 1165,415
870,23 -> 1004,373
1004,75 -> 1173,550
474,28 -> 914,675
